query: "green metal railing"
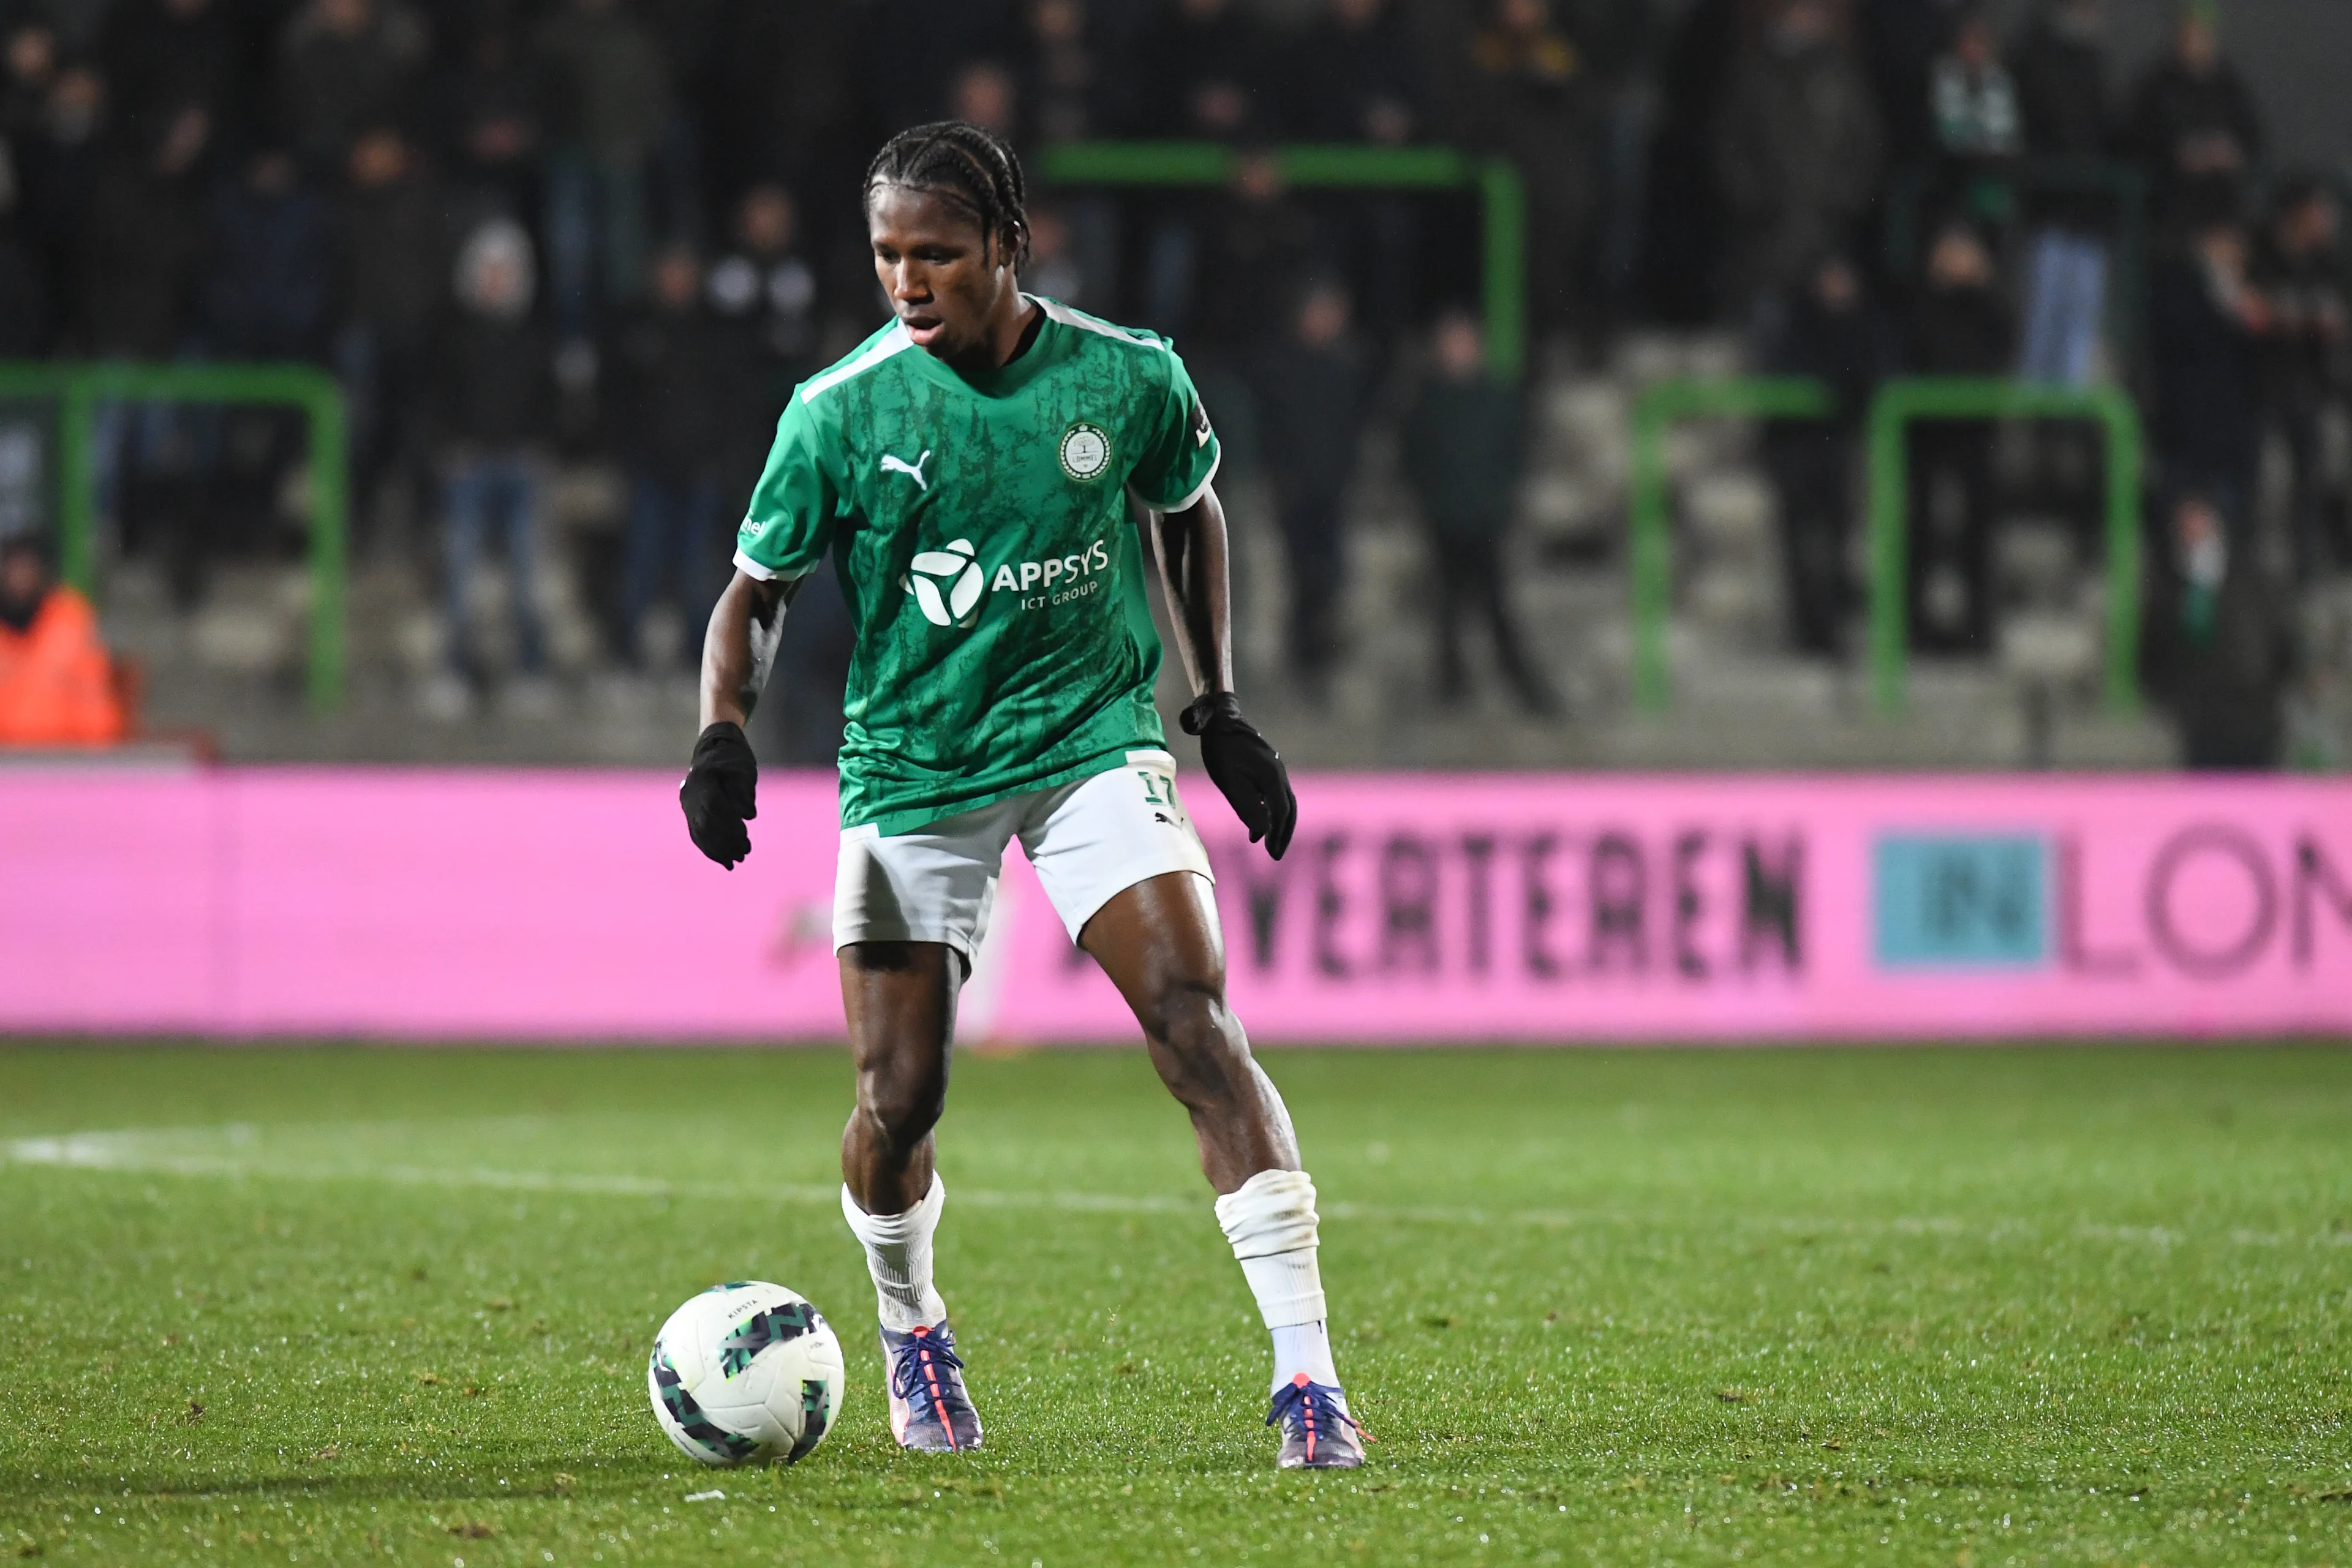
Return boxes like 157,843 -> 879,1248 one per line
1037,141 -> 1528,380
1866,377 -> 2141,718
0,360 -> 347,710
1627,376 -> 1833,712
1626,374 -> 2143,720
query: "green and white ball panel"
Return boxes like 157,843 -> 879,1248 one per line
647,1281 -> 846,1467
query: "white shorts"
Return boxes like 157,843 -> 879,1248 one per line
833,749 -> 1215,966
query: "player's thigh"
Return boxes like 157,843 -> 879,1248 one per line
1077,870 -> 1231,1041
839,941 -> 960,1103
1018,756 -> 1227,1036
833,801 -> 1020,1084
833,802 -> 1020,974
1019,750 -> 1218,970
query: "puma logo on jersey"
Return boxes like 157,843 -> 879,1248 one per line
880,450 -> 932,490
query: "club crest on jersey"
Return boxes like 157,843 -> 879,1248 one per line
902,538 -> 984,628
1058,421 -> 1111,482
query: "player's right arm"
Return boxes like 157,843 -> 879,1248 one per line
699,570 -> 793,733
680,392 -> 841,869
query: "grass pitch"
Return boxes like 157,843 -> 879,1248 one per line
1,1044 -> 2348,1567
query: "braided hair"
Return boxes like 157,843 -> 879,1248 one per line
863,120 -> 1031,268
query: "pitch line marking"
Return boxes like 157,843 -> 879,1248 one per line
5,1126 -> 2342,1250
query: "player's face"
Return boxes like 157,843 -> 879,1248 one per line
868,184 -> 1018,358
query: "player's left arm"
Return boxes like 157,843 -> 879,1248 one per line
1147,489 -> 1297,859
1145,485 -> 1234,701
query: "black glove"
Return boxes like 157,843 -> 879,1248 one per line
680,721 -> 758,869
1180,692 -> 1297,859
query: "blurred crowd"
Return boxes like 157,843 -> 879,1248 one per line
0,0 -> 2340,758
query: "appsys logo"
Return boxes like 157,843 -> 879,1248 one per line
903,538 -> 985,627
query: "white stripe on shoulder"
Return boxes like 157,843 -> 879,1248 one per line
799,323 -> 914,403
1129,445 -> 1222,516
1161,446 -> 1221,513
1032,295 -> 1172,353
732,546 -> 814,582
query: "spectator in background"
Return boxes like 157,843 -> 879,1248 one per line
81,99 -> 211,606
704,181 -> 818,480
608,243 -> 733,673
0,10 -> 55,137
4,13 -> 81,349
2252,178 -> 2349,582
1760,252 -> 1890,655
2125,0 -> 2261,237
80,91 -> 209,357
2013,0 -> 2113,385
276,0 -> 430,181
1714,0 -> 1881,327
1133,0 -> 1272,331
702,0 -> 865,224
1905,217 -> 2011,652
426,215 -> 554,720
533,0 -> 670,337
1253,277 -> 1369,699
1190,149 -> 1322,366
1463,0 -> 1594,339
1133,0 -> 1265,140
1575,0 -> 1668,331
0,535 -> 123,745
2150,215 -> 2264,533
437,12 -> 542,219
1860,0 -> 1967,163
335,124 -> 447,539
1401,307 -> 1556,713
1023,200 -> 1087,304
1924,6 -> 2018,186
190,148 -> 334,614
1011,0 -> 1118,320
1638,0 -> 1740,325
96,0 -> 241,167
946,58 -> 1019,141
1295,0 -> 1419,145
861,0 -> 1013,135
1295,0 -> 1424,348
2162,487 -> 2289,766
202,146 -> 334,361
1017,0 -> 1104,144
0,86 -> 50,354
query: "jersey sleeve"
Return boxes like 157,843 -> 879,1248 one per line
1127,347 -> 1221,512
734,392 -> 841,582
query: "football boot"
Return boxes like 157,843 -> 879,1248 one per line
881,1321 -> 984,1452
1268,1373 -> 1371,1469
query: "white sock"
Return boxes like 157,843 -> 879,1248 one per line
840,1172 -> 949,1333
1272,1319 -> 1340,1390
1215,1168 -> 1346,1404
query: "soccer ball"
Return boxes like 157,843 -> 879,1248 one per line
647,1282 -> 846,1466
905,538 -> 984,627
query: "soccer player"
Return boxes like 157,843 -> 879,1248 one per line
679,121 -> 1368,1469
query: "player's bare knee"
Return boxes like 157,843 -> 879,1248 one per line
859,1063 -> 948,1152
1148,985 -> 1250,1110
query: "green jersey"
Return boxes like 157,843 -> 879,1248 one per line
735,296 -> 1222,835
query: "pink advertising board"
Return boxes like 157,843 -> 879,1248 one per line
1,768 -> 2346,1042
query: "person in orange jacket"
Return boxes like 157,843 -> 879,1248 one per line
0,535 -> 125,745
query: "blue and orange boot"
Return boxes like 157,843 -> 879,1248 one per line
1268,1373 -> 1371,1469
881,1322 -> 984,1452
